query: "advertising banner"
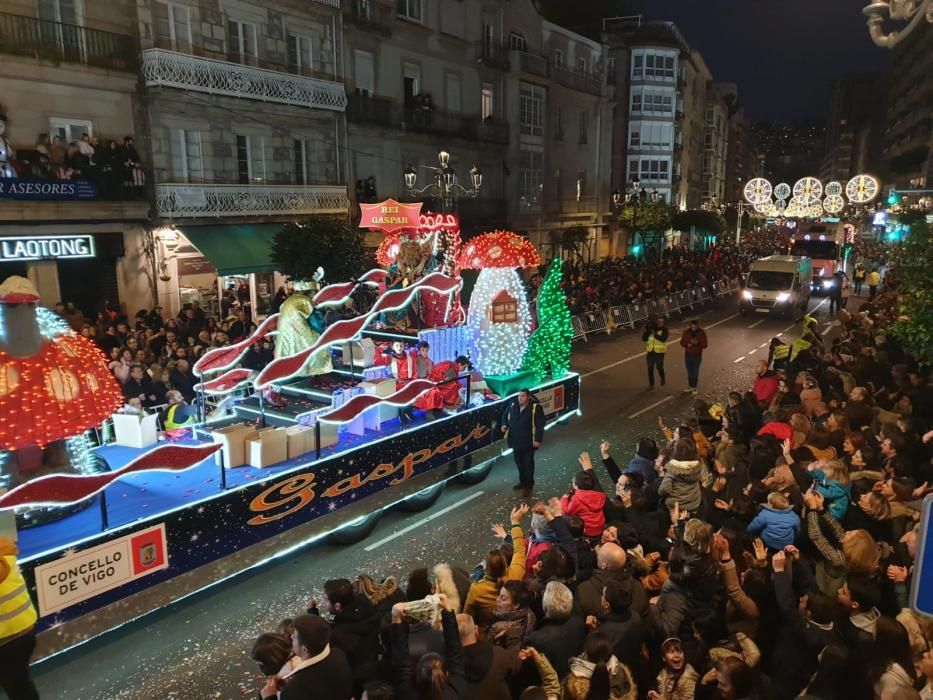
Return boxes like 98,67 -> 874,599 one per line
0,178 -> 96,201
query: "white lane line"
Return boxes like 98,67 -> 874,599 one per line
759,342 -> 768,348
747,348 -> 757,354
363,490 -> 486,551
733,356 -> 746,363
748,320 -> 764,328
627,395 -> 674,419
582,313 -> 740,379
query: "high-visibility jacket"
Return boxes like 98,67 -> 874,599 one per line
790,337 -> 812,361
643,326 -> 669,353
164,403 -> 197,430
868,271 -> 881,286
0,551 -> 38,644
772,343 -> 790,360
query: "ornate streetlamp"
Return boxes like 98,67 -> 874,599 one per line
863,0 -> 932,48
404,150 -> 482,212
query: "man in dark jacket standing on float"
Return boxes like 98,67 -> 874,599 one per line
501,388 -> 544,497
680,318 -> 708,395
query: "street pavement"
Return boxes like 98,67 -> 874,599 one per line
30,293 -> 839,699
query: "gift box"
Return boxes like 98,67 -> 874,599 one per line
211,422 -> 255,468
244,427 -> 288,468
286,424 -> 315,460
341,338 -> 376,368
360,378 -> 399,429
112,412 -> 160,449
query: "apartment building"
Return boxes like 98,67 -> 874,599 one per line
137,0 -> 349,317
724,106 -> 762,204
0,0 -> 149,314
342,0 -> 612,257
701,82 -> 732,207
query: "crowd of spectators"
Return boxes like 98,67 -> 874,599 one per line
244,265 -> 933,700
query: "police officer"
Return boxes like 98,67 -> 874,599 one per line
642,316 -> 669,388
0,537 -> 40,699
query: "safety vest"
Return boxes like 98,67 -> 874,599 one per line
868,271 -> 881,286
802,314 -> 818,333
772,344 -> 790,360
790,337 -> 812,361
0,555 -> 38,642
645,333 -> 667,353
164,403 -> 196,430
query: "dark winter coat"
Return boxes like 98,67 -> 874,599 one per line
462,639 -> 520,700
280,646 -> 354,700
501,398 -> 544,452
575,568 -> 649,621
524,615 -> 586,679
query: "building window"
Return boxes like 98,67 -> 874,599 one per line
48,117 -> 93,144
294,138 -> 318,185
490,290 -> 518,323
397,0 -> 422,21
509,31 -> 526,51
634,158 -> 670,182
578,110 -> 587,144
354,49 -> 374,94
519,82 -> 544,136
153,2 -> 191,52
519,149 -> 543,211
481,83 -> 494,120
227,19 -> 258,66
552,48 -> 562,67
629,128 -> 640,147
631,93 -> 642,113
576,56 -> 586,73
632,54 -> 643,79
236,134 -> 266,184
170,129 -> 203,183
554,102 -> 563,140
607,56 -> 616,80
287,33 -> 313,75
402,62 -> 421,105
445,72 -> 462,113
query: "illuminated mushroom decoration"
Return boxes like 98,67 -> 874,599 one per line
458,231 -> 541,376
0,276 -> 122,503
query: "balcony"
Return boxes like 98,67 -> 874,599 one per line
343,0 -> 394,35
154,183 -> 349,219
518,51 -> 549,79
474,40 -> 511,71
141,48 -> 347,112
0,11 -> 138,71
551,66 -> 602,96
346,94 -> 509,144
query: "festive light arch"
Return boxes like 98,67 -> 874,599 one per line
743,178 -> 773,205
846,174 -> 879,203
793,177 -> 823,205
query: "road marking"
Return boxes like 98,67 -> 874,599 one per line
627,395 -> 674,419
748,320 -> 764,328
821,325 -> 833,336
759,342 -> 768,348
363,490 -> 487,551
747,348 -> 757,354
582,313 -> 740,379
733,356 -> 746,363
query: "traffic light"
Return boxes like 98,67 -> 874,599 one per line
631,243 -> 643,256
887,188 -> 901,206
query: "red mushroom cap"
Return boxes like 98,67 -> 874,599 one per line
457,230 -> 542,270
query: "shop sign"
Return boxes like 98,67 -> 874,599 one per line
0,178 -> 96,200
0,235 -> 95,262
34,523 -> 168,615
359,199 -> 423,233
534,385 -> 566,416
177,256 -> 216,275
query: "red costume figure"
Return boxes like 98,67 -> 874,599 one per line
414,356 -> 471,412
392,341 -> 433,389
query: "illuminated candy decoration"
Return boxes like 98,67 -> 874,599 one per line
824,180 -> 843,197
743,178 -> 773,205
793,177 -> 823,205
823,194 -> 845,214
846,174 -> 879,203
774,182 -> 792,200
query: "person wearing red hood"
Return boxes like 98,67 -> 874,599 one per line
752,359 -> 781,406
758,408 -> 794,442
560,470 -> 607,538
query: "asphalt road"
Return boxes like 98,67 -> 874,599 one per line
29,292 -> 839,700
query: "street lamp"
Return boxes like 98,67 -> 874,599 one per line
404,149 -> 482,212
624,177 -> 645,259
863,0 -> 932,47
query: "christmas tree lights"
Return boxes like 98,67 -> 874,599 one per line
523,258 -> 573,381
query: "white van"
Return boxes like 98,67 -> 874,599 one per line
739,255 -> 812,319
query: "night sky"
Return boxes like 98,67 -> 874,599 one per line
630,0 -> 891,122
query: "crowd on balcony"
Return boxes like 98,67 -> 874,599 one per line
4,129 -> 145,200
239,264 -> 932,700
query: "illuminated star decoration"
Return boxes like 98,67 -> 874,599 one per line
458,231 -> 541,376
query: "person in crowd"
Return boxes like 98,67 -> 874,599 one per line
272,614 -> 353,700
456,612 -> 520,700
161,390 -> 197,431
868,268 -> 882,300
169,358 -> 198,402
643,316 -> 669,389
501,390 -> 544,498
0,537 -> 40,700
680,318 -> 708,394
561,458 -> 607,539
658,439 -> 704,514
524,581 -> 585,680
746,492 -> 800,551
464,505 -> 527,627
122,363 -> 159,407
562,631 -> 637,700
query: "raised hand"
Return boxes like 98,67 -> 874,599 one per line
510,502 -> 530,524
578,451 -> 593,471
491,523 -> 507,539
600,440 -> 610,459
752,538 -> 767,565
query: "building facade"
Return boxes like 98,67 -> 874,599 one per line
701,82 -> 731,207
0,0 -> 148,315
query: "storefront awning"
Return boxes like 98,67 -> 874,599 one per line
179,224 -> 283,276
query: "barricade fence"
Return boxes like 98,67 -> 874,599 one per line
568,276 -> 741,342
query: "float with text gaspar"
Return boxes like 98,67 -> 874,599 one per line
0,201 -> 580,660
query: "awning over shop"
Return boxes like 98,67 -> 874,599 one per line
179,223 -> 283,276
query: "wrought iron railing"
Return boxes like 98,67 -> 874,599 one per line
0,11 -> 137,71
550,66 -> 602,96
141,48 -> 347,111
518,51 -> 549,78
474,39 -> 511,70
154,183 -> 349,218
343,0 -> 393,34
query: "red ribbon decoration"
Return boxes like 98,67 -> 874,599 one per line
318,379 -> 435,424
193,314 -> 279,377
196,368 -> 255,395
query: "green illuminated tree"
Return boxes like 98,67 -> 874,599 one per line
890,221 -> 933,363
523,258 -> 573,381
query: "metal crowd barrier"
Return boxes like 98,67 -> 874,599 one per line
569,277 -> 741,342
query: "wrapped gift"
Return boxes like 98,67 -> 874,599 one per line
211,422 -> 255,468
286,424 -> 315,460
244,427 -> 288,468
112,412 -> 159,449
359,377 -> 399,430
341,337 -> 376,368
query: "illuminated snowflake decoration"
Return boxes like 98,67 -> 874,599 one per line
846,174 -> 879,203
823,194 -> 845,214
824,180 -> 843,197
774,182 -> 792,200
743,177 -> 773,205
793,177 -> 823,205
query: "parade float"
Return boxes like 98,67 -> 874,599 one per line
0,202 -> 580,660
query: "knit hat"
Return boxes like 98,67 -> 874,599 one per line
292,614 -> 330,655
531,513 -> 550,537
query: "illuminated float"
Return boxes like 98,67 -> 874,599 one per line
0,202 -> 580,662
